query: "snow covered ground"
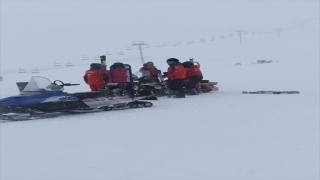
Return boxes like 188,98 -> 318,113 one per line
1,1 -> 319,180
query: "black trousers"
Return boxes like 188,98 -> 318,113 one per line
167,79 -> 185,95
185,75 -> 203,90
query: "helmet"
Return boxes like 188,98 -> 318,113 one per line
146,61 -> 154,67
100,55 -> 106,61
167,58 -> 179,65
182,61 -> 194,68
143,63 -> 147,67
166,58 -> 179,63
90,63 -> 103,70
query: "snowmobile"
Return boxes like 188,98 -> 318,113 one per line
133,69 -> 219,97
0,65 -> 157,121
133,70 -> 169,97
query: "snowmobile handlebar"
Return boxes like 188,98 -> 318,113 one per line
53,80 -> 79,87
63,83 -> 80,86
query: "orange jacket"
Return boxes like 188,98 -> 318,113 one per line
185,65 -> 202,77
167,64 -> 186,80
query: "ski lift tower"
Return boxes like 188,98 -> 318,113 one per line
236,30 -> 245,44
132,41 -> 147,64
275,28 -> 282,37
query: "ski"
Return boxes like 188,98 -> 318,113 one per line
242,91 -> 300,94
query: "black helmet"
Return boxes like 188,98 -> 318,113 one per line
90,63 -> 103,70
166,58 -> 179,63
182,61 -> 194,68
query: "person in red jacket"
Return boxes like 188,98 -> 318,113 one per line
165,58 -> 186,98
139,62 -> 160,82
83,63 -> 111,91
182,61 -> 203,95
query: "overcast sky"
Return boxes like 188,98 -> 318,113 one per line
1,0 -> 319,67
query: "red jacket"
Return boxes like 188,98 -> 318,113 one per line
185,65 -> 202,77
84,70 -> 104,86
167,64 -> 186,80
148,67 -> 158,76
140,66 -> 158,76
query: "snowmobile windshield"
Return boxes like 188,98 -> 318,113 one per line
22,76 -> 64,92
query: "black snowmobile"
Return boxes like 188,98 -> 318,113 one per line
0,64 -> 157,121
133,70 -> 169,97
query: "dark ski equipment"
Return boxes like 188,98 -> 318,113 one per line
156,70 -> 171,97
242,91 -> 300,94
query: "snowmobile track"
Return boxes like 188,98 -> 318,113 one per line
0,101 -> 153,122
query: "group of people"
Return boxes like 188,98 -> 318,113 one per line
163,58 -> 203,98
83,58 -> 203,98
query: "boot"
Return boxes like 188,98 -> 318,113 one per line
195,87 -> 202,93
175,92 -> 185,98
188,88 -> 198,95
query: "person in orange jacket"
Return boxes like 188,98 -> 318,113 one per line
165,58 -> 186,98
182,61 -> 203,95
83,63 -> 110,91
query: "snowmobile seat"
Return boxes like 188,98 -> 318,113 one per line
73,90 -> 112,99
105,83 -> 128,96
106,82 -> 126,91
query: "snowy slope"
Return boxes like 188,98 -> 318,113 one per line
0,1 -> 319,180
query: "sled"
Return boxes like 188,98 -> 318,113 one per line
197,80 -> 219,92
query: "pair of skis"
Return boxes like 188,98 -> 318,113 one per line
242,91 -> 300,94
